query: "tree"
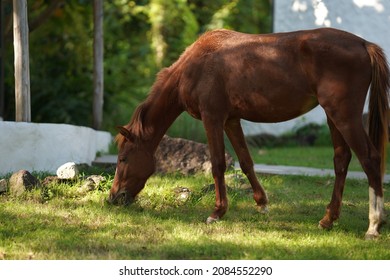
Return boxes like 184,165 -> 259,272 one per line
2,0 -> 272,139
0,0 -> 6,119
93,0 -> 104,130
13,0 -> 31,122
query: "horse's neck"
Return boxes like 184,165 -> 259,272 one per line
142,92 -> 182,152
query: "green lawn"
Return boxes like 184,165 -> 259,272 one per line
247,146 -> 390,173
1,170 -> 389,260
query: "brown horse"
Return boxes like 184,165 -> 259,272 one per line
108,28 -> 389,239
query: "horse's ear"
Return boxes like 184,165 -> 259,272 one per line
116,126 -> 134,141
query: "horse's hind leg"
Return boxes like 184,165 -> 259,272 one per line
339,126 -> 384,239
319,116 -> 352,229
224,119 -> 268,212
322,106 -> 385,238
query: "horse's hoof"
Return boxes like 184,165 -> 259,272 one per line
256,205 -> 269,214
318,221 -> 333,230
206,216 -> 219,224
365,232 -> 380,240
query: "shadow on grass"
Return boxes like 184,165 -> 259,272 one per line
1,175 -> 389,260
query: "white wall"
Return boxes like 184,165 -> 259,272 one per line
0,122 -> 112,175
242,0 -> 390,136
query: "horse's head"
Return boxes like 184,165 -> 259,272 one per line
108,126 -> 155,205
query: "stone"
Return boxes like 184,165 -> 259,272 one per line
87,175 -> 106,185
41,176 -> 60,186
173,186 -> 192,202
9,170 -> 40,196
201,161 -> 212,174
80,175 -> 106,192
154,135 -> 234,175
0,179 -> 7,194
56,162 -> 79,180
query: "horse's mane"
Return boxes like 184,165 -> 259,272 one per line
115,67 -> 176,148
115,30 -> 228,148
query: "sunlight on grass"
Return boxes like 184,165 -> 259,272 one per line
1,171 -> 389,260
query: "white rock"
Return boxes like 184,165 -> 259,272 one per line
56,162 -> 79,180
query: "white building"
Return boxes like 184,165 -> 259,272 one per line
242,0 -> 390,136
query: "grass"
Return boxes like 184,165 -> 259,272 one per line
240,122 -> 390,173
247,146 -> 390,173
1,170 -> 389,260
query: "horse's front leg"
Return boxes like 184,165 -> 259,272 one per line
202,116 -> 228,224
224,119 -> 268,213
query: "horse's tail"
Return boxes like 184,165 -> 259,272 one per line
366,42 -> 389,177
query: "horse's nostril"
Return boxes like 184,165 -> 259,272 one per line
107,191 -> 129,206
116,193 -> 127,205
123,193 -> 135,206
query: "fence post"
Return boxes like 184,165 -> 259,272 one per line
13,0 -> 31,122
92,0 -> 104,130
0,0 -> 4,120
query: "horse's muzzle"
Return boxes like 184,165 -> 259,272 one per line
107,190 -> 134,206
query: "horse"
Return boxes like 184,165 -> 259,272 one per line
108,28 -> 389,239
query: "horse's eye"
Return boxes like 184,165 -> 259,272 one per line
118,157 -> 127,163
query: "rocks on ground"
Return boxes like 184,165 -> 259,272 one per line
9,170 -> 40,196
1,162 -> 107,197
1,136 -> 236,198
155,135 -> 234,175
56,162 -> 79,180
0,179 -> 8,194
79,175 -> 106,192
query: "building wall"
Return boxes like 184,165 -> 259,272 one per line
242,0 -> 390,136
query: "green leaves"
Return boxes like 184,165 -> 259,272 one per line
4,0 -> 272,136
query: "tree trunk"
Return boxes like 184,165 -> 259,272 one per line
0,0 -> 5,119
92,0 -> 104,130
13,0 -> 31,122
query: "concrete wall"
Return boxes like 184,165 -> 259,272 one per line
0,121 -> 112,175
242,0 -> 390,136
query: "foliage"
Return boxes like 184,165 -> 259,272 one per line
3,0 -> 272,139
1,170 -> 389,259
3,0 -> 94,124
245,123 -> 333,148
30,2 -> 94,124
206,0 -> 272,33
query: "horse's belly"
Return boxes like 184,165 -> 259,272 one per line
232,93 -> 319,123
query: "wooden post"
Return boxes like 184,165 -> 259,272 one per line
92,0 -> 104,130
0,0 -> 5,119
13,0 -> 31,122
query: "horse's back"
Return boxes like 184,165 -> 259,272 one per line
176,28 -> 373,122
194,27 -> 366,50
